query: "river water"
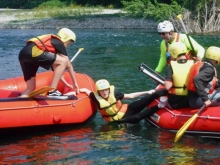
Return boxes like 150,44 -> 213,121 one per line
1,29 -> 220,164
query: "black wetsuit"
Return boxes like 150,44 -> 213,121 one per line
19,38 -> 67,81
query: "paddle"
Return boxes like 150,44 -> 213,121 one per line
177,14 -> 196,57
28,86 -> 54,98
174,88 -> 220,142
70,48 -> 84,62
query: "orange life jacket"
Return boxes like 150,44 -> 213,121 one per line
187,61 -> 217,94
26,34 -> 62,53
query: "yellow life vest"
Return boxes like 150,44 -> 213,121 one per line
94,86 -> 127,122
169,60 -> 194,95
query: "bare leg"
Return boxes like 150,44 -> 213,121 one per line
50,55 -> 68,89
20,77 -> 36,97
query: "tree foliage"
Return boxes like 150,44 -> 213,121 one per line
1,0 -> 220,33
121,0 -> 183,21
180,0 -> 220,33
0,0 -> 123,8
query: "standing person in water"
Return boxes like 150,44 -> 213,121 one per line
18,28 -> 79,97
155,20 -> 205,73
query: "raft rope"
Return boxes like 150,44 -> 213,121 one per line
155,99 -> 220,121
82,73 -> 95,92
0,96 -> 88,111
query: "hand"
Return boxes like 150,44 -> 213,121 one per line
204,99 -> 211,107
147,89 -> 155,94
192,56 -> 201,61
66,84 -> 73,90
73,83 -> 79,94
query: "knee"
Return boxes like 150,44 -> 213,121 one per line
60,57 -> 68,66
55,55 -> 69,66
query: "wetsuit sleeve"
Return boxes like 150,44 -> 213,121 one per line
193,64 -> 215,101
165,65 -> 172,81
89,92 -> 101,109
114,91 -> 124,100
155,40 -> 167,73
51,38 -> 68,56
179,34 -> 205,59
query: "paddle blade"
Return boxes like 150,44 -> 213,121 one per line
174,114 -> 198,143
177,14 -> 182,20
79,48 -> 84,51
28,86 -> 54,98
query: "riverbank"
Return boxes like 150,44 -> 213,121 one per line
0,9 -> 157,30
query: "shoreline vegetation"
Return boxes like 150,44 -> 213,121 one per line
0,8 -> 157,30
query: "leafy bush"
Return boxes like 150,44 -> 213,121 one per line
38,0 -> 66,9
121,0 -> 184,21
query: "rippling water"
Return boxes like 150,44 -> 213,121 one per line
1,29 -> 220,164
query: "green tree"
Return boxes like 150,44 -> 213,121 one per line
121,0 -> 183,21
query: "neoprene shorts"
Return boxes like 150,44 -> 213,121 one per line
19,42 -> 56,81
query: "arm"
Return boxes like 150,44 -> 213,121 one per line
52,38 -> 79,92
194,65 -> 215,104
164,81 -> 172,90
164,64 -> 173,90
123,89 -> 155,99
79,88 -> 92,96
64,55 -> 79,93
155,41 -> 167,73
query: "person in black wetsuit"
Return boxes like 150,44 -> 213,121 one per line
18,28 -> 79,97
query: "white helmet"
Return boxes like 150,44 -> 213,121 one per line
157,20 -> 174,32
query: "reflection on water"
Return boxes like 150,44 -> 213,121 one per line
1,29 -> 220,164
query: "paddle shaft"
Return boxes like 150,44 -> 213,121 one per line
177,14 -> 196,57
141,68 -> 164,85
138,63 -> 165,85
70,48 -> 84,62
140,63 -> 165,81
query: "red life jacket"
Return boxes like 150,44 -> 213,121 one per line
26,34 -> 62,53
187,61 -> 217,94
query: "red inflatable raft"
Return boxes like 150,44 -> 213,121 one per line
146,85 -> 220,138
0,71 -> 97,129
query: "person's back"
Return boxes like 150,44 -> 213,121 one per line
187,46 -> 220,108
165,42 -> 194,109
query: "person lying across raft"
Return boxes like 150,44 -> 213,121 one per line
79,79 -> 167,123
